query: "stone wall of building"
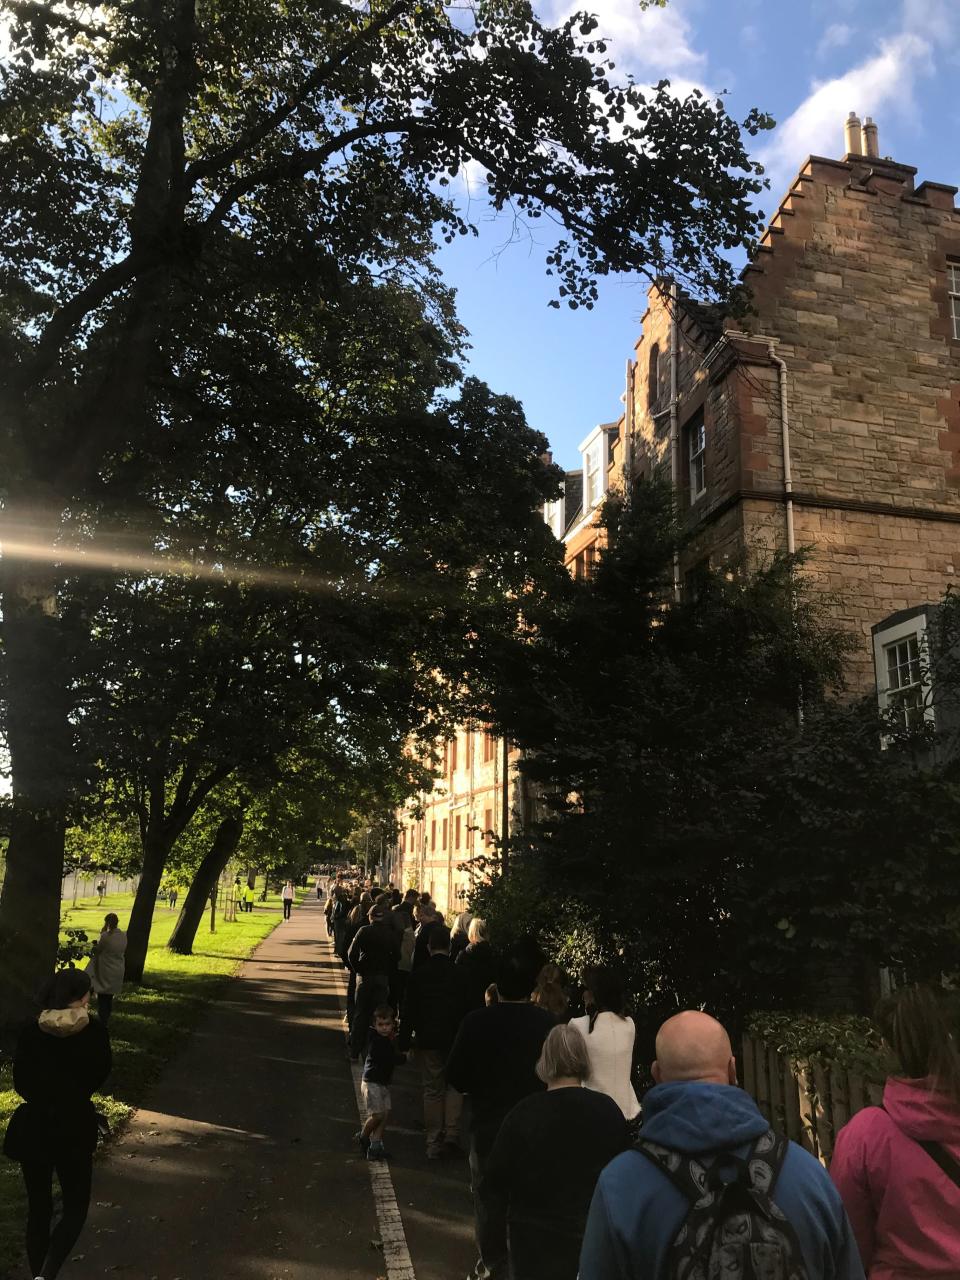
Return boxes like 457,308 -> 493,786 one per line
623,143 -> 960,690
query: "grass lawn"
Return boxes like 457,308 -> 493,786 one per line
0,881 -> 306,1276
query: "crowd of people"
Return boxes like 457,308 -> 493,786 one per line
324,872 -> 960,1280
4,869 -> 960,1280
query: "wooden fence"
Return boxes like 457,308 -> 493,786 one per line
741,1033 -> 883,1166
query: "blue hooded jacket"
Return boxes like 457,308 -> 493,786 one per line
578,1082 -> 864,1280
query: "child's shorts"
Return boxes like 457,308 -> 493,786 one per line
361,1081 -> 391,1114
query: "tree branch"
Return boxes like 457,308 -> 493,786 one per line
202,118 -> 418,227
184,0 -> 410,189
6,0 -> 110,41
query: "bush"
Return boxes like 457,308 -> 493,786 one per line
746,1010 -> 887,1080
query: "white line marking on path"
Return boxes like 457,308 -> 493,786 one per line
330,951 -> 417,1280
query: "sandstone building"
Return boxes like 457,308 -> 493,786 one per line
619,114 -> 960,714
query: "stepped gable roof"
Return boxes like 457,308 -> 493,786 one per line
677,292 -> 725,341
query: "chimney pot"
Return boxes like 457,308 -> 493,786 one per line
861,116 -> 879,158
844,111 -> 863,156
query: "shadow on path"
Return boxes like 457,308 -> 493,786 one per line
74,900 -> 475,1280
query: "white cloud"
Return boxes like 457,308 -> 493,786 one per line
816,23 -> 854,58
536,0 -> 706,80
756,30 -> 934,195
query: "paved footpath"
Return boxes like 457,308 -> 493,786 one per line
73,898 -> 475,1280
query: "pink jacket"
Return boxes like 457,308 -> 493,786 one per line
830,1077 -> 960,1278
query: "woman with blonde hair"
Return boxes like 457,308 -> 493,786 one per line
483,1023 -> 627,1280
831,984 -> 960,1278
456,916 -> 497,1011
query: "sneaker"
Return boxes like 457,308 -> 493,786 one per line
367,1141 -> 388,1160
356,1130 -> 370,1158
426,1141 -> 444,1160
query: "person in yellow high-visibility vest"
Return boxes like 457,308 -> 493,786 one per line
244,882 -> 256,914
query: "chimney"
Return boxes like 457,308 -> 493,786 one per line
844,111 -> 862,156
861,116 -> 879,158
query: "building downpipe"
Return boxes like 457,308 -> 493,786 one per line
767,342 -> 795,556
669,281 -> 681,600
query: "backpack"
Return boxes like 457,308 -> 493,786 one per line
635,1128 -> 809,1280
332,896 -> 348,922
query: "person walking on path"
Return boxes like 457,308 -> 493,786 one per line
390,888 -> 418,1008
356,1004 -> 406,1161
456,917 -> 498,1011
85,912 -> 127,1027
399,923 -> 466,1159
347,901 -> 400,1060
830,984 -> 960,1278
3,969 -> 112,1280
484,1023 -> 627,1280
568,967 -> 640,1129
412,898 -> 445,971
95,878 -> 107,906
579,1010 -> 864,1280
282,880 -> 295,920
243,881 -> 256,913
447,947 -> 555,1280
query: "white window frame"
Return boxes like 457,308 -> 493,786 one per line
872,610 -> 935,734
544,491 -> 565,540
584,442 -> 602,509
688,417 -> 706,500
949,262 -> 960,341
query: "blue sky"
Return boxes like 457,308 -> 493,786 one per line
437,0 -> 960,470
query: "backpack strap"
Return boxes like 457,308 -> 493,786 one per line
880,1103 -> 960,1191
634,1129 -> 791,1206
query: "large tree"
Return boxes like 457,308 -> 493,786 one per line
0,0 -> 770,1016
474,483 -> 960,1022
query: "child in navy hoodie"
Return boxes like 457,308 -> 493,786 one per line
357,1005 -> 405,1160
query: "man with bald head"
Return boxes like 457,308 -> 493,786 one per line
579,1010 -> 864,1280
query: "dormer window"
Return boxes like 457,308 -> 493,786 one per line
585,442 -> 602,508
544,489 -> 565,539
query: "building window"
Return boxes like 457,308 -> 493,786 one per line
430,818 -> 436,851
442,817 -> 448,850
449,735 -> 458,775
544,492 -> 565,540
884,635 -> 924,728
648,343 -> 661,411
482,732 -> 495,763
949,262 -> 960,340
484,808 -> 494,846
455,814 -> 461,849
584,443 -> 602,509
687,413 -> 706,501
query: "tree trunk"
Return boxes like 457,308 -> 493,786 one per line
167,816 -> 243,955
0,563 -> 73,1030
124,828 -> 174,983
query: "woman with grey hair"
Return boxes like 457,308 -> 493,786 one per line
483,1024 -> 627,1280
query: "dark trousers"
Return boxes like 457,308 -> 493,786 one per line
96,993 -> 113,1026
469,1135 -> 508,1280
283,899 -> 292,919
21,1152 -> 93,1279
350,975 -> 389,1058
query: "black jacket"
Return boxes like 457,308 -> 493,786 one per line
3,1012 -> 112,1161
412,917 -> 445,971
455,939 -> 498,1010
399,953 -> 465,1053
446,1002 -> 555,1153
347,919 -> 400,979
